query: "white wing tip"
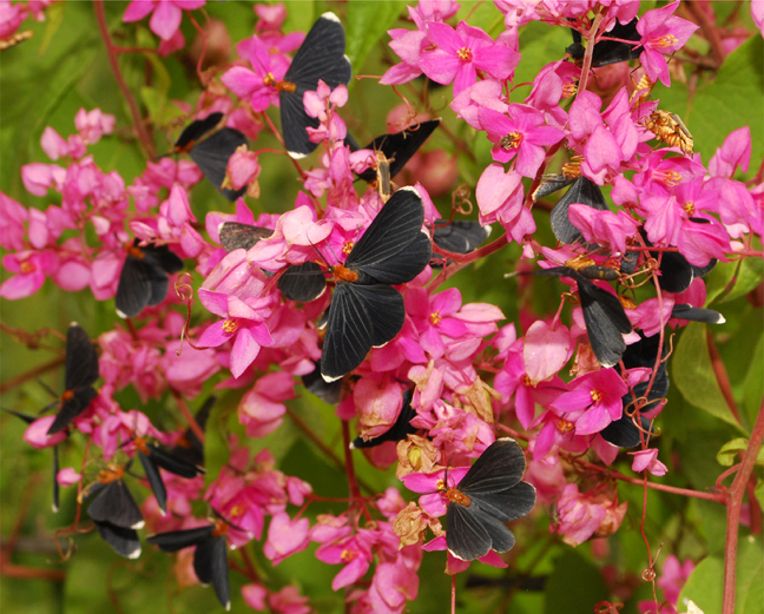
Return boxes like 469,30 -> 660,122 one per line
131,520 -> 145,530
288,150 -> 308,160
321,11 -> 340,23
127,547 -> 142,560
116,309 -> 128,319
399,185 -> 421,198
321,372 -> 343,383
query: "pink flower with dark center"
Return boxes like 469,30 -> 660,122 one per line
123,0 -> 205,42
637,1 -> 699,86
420,21 -> 518,94
478,104 -> 564,177
551,369 -> 628,435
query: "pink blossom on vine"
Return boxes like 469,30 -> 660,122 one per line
630,448 -> 668,477
554,483 -> 627,546
264,512 -> 311,565
238,371 -> 294,437
420,21 -> 518,95
475,163 -> 535,242
568,205 -> 639,254
0,250 -> 57,299
23,416 -> 67,448
551,368 -> 628,435
222,36 -> 291,112
479,104 -> 564,177
637,1 -> 699,86
123,0 -> 205,42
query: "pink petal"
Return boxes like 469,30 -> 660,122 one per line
150,0 -> 182,40
230,328 -> 260,378
523,321 -> 571,384
123,0 -> 154,22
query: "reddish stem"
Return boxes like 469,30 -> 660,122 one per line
578,10 -> 604,95
0,563 -> 65,582
342,421 -> 362,501
706,329 -> 744,427
682,1 -> 725,68
0,356 -> 64,394
93,0 -> 156,159
170,390 -> 205,444
722,402 -> 764,614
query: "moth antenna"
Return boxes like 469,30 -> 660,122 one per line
38,379 -> 59,400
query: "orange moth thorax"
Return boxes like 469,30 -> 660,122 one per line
333,265 -> 359,283
212,519 -> 228,537
445,487 -> 472,507
98,465 -> 125,484
126,242 -> 145,259
61,389 -> 75,402
565,255 -> 597,271
134,436 -> 150,455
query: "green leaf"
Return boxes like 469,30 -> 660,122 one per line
345,1 -> 406,77
673,324 -> 743,430
679,538 -> 764,614
706,257 -> 764,305
716,437 -> 764,467
742,331 -> 764,425
654,36 -> 764,171
544,550 -> 609,614
679,555 -> 723,613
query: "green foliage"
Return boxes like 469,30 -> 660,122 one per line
345,1 -> 407,79
655,36 -> 764,171
543,550 -> 609,614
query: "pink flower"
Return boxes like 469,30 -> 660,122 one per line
123,0 -> 205,41
554,483 -> 627,546
478,104 -> 564,177
197,289 -> 273,379
0,250 -> 58,299
637,1 -> 699,86
420,21 -> 518,94
475,164 -> 535,243
56,467 -> 82,487
24,416 -> 67,448
568,205 -> 639,254
551,369 -> 628,435
367,562 -> 419,613
523,320 -> 572,385
222,35 -> 291,112
0,193 -> 28,251
264,512 -> 310,565
238,372 -> 295,437
353,377 -> 403,440
629,448 -> 668,477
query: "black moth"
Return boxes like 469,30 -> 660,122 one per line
541,266 -> 632,367
320,187 -> 432,381
135,438 -> 202,514
5,410 -> 60,511
566,18 -> 642,67
301,361 -> 343,404
433,220 -> 491,255
47,323 -> 99,435
86,466 -> 144,559
349,119 -> 441,183
550,176 -> 608,245
116,240 -> 183,318
175,112 -> 248,201
445,438 -> 536,561
169,396 -> 215,470
350,389 -> 417,449
671,304 -> 725,325
218,221 -> 273,252
601,332 -> 667,448
148,523 -> 230,611
280,13 -> 351,158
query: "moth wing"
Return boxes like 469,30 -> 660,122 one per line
219,222 -> 273,252
175,112 -> 224,149
138,452 -> 167,514
95,521 -> 142,559
320,283 -> 374,381
116,257 -> 154,317
347,284 -> 405,347
148,525 -> 214,552
459,439 -> 527,494
193,536 -> 230,610
578,279 -> 631,368
550,176 -> 607,244
357,119 -> 440,182
149,444 -> 202,478
433,221 -> 490,254
64,323 -> 99,390
190,128 -> 248,201
472,481 -> 537,522
86,481 -> 144,530
47,387 -> 97,435
445,503 -> 492,561
277,263 -> 327,302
